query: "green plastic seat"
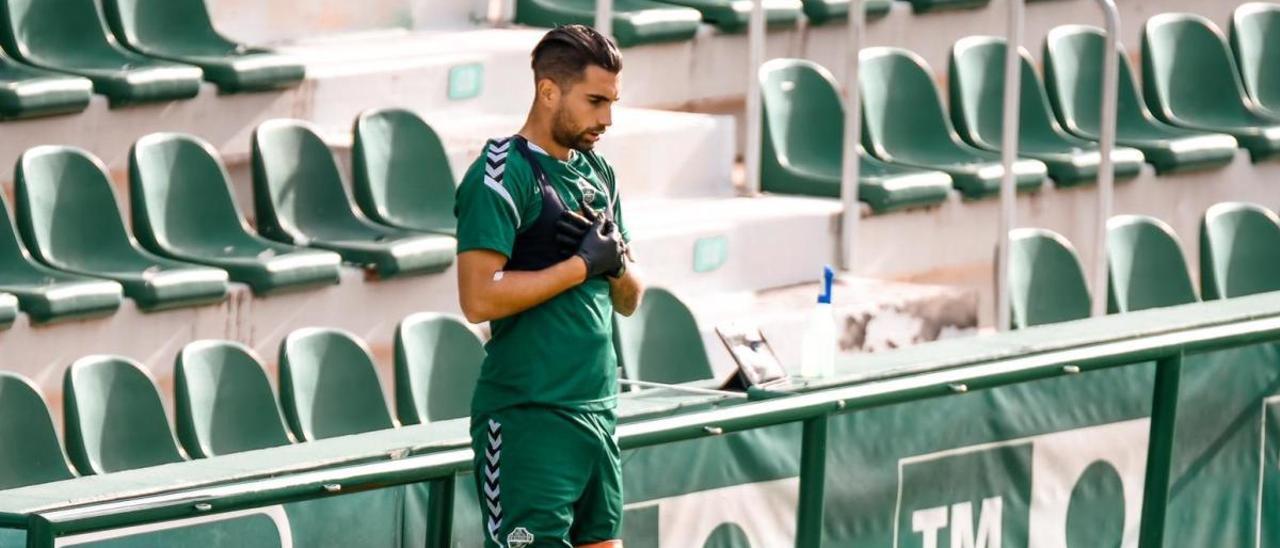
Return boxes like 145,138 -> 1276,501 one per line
1199,202 -> 1280,300
614,287 -> 714,386
0,0 -> 202,106
279,327 -> 395,441
15,146 -> 229,311
353,109 -> 458,236
1106,215 -> 1198,313
394,312 -> 484,425
175,340 -> 293,458
1007,228 -> 1091,329
949,36 -> 1145,187
0,372 -> 75,489
653,0 -> 803,33
0,54 -> 91,120
0,293 -> 15,327
860,47 -> 1047,199
800,0 -> 891,26
0,191 -> 122,323
102,0 -> 304,93
131,133 -> 342,295
1142,13 -> 1280,162
1231,3 -> 1280,120
514,0 -> 700,48
252,120 -> 456,279
1043,25 -> 1239,175
63,355 -> 186,475
759,58 -> 952,212
906,0 -> 988,14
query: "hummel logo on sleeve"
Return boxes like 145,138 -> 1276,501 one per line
482,138 -> 521,229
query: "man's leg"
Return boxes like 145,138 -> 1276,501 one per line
569,409 -> 623,547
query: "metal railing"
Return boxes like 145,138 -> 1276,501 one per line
994,0 -> 1024,332
1090,0 -> 1122,318
17,304 -> 1280,547
839,0 -> 866,270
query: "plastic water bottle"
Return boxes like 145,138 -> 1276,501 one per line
799,266 -> 837,379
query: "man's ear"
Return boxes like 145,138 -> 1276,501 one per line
535,78 -> 561,107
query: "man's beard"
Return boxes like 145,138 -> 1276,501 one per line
551,108 -> 601,152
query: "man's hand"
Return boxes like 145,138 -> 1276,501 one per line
557,208 -> 629,278
560,207 -> 625,281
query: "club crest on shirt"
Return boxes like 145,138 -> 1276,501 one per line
507,527 -> 534,547
578,178 -> 598,208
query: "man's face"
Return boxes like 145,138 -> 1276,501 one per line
548,65 -> 620,153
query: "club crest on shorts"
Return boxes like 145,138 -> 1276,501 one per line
506,526 -> 534,547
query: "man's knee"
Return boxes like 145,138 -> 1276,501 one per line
576,540 -> 622,548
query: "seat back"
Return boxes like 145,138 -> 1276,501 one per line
353,108 -> 457,234
1106,215 -> 1198,313
252,120 -> 372,243
949,36 -> 1065,150
102,0 -> 234,56
279,327 -> 394,440
64,355 -> 185,475
15,146 -> 143,270
759,58 -> 844,174
1231,3 -> 1280,113
0,0 -> 125,64
0,372 -> 75,489
176,340 -> 293,458
1200,202 -> 1280,300
1043,25 -> 1155,138
614,287 -> 714,385
131,133 -> 261,256
859,47 -> 966,160
1007,228 -> 1091,329
1142,13 -> 1256,123
394,313 -> 484,425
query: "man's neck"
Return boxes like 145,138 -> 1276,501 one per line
518,118 -> 572,162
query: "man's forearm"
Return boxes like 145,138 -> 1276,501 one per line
608,267 -> 643,316
461,257 -> 588,323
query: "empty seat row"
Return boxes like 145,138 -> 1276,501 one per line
0,109 -> 457,322
0,0 -> 302,118
1007,201 -> 1280,329
759,6 -> 1280,211
0,313 -> 484,489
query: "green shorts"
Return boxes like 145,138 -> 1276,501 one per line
471,405 -> 622,547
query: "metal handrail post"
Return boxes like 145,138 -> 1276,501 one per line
795,415 -> 832,547
1092,0 -> 1121,317
1137,352 -> 1184,547
839,0 -> 866,271
744,0 -> 766,195
995,0 -> 1024,331
595,0 -> 614,39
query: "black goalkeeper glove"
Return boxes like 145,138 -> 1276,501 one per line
557,207 -> 625,280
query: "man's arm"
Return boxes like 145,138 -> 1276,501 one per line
458,250 -> 587,324
608,265 -> 643,316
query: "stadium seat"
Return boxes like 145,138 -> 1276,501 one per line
0,0 -> 203,106
279,328 -> 396,441
0,192 -> 122,323
175,340 -> 293,458
614,287 -> 714,386
1007,228 -> 1090,329
353,109 -> 458,236
15,146 -> 230,311
1106,215 -> 1198,313
394,312 -> 484,425
948,36 -> 1145,187
0,294 -> 15,327
1043,25 -> 1239,174
63,355 -> 186,475
102,0 -> 304,93
514,0 -> 701,48
251,120 -> 457,279
759,58 -> 952,212
654,0 -> 804,33
0,372 -> 75,489
860,47 -> 1047,199
130,133 -> 342,295
801,0 -> 891,26
1230,3 -> 1280,119
1142,13 -> 1280,162
905,0 -> 988,14
1199,202 -> 1280,300
0,54 -> 92,120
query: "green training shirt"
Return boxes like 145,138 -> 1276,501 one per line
455,137 -> 630,416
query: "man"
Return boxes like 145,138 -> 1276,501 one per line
453,24 -> 642,548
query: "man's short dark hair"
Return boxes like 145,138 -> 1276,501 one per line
531,25 -> 622,87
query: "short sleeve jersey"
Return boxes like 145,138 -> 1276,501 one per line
454,137 -> 630,416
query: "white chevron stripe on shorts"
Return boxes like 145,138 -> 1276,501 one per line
483,418 -> 503,546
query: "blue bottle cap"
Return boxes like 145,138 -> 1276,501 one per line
818,265 -> 834,304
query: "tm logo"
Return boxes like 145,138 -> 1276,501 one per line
895,419 -> 1149,548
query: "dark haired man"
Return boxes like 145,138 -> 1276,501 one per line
454,24 -> 642,548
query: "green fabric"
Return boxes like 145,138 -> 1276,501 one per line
175,340 -> 293,458
130,133 -> 341,295
394,313 -> 485,425
470,407 -> 621,547
1007,228 -> 1091,329
1142,13 -> 1280,162
455,138 -> 628,416
758,58 -> 951,212
801,0 -> 891,26
948,36 -> 1145,187
353,109 -> 459,236
0,373 -> 74,489
278,328 -> 395,441
1231,3 -> 1280,119
63,356 -> 186,475
1043,25 -> 1239,175
614,287 -> 715,386
1106,215 -> 1198,314
1199,202 -> 1280,300
514,0 -> 700,48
